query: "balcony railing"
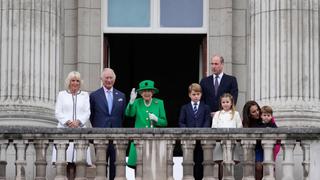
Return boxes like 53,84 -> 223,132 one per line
0,127 -> 317,180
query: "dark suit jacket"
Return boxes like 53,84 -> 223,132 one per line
179,102 -> 211,128
90,87 -> 126,127
200,73 -> 238,112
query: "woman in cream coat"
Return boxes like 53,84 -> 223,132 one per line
52,71 -> 91,179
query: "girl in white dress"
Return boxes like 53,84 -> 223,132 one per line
212,93 -> 242,179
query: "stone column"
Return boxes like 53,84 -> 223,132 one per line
202,140 -> 216,180
301,140 -> 311,180
74,140 -> 88,180
181,140 -> 196,180
93,140 -> 108,180
54,140 -> 69,180
261,140 -> 276,180
249,0 -> 320,127
0,0 -> 62,127
221,140 -> 235,180
34,140 -> 49,180
13,140 -> 28,180
241,140 -> 256,180
0,140 -> 9,180
166,140 -> 175,180
114,140 -> 128,180
281,140 -> 296,180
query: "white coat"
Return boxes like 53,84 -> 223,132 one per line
52,90 -> 92,164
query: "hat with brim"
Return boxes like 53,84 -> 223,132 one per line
136,80 -> 159,94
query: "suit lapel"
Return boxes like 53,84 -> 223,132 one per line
98,88 -> 109,114
111,89 -> 119,114
208,75 -> 215,95
218,74 -> 228,94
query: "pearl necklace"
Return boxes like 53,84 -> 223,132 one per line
144,99 -> 152,107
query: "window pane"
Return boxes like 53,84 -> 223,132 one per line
108,0 -> 150,27
160,0 -> 203,27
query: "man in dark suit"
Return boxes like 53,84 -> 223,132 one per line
200,55 -> 238,116
179,83 -> 211,180
200,55 -> 238,179
90,68 -> 126,180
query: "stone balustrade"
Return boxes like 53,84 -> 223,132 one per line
0,127 -> 317,180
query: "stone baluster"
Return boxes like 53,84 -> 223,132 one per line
13,140 -> 28,180
74,140 -> 89,180
54,140 -> 69,180
166,140 -> 176,180
135,140 -> 144,180
261,140 -> 276,180
93,140 -> 108,180
301,140 -> 311,180
114,140 -> 128,180
221,140 -> 235,180
0,140 -> 9,180
181,140 -> 196,180
241,140 -> 256,180
280,140 -> 296,180
201,140 -> 216,180
213,141 -> 221,179
34,140 -> 49,180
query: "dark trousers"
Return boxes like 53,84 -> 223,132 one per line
107,144 -> 116,180
194,141 -> 203,180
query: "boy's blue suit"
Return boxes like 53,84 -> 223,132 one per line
90,87 -> 126,180
200,74 -> 238,112
178,102 -> 211,128
179,102 -> 211,180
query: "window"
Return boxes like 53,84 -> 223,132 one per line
103,0 -> 208,33
108,0 -> 150,27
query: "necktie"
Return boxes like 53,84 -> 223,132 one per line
193,103 -> 198,115
214,76 -> 219,95
107,91 -> 113,114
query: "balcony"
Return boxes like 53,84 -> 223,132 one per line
0,127 -> 317,180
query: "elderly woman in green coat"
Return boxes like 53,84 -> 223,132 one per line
125,80 -> 167,167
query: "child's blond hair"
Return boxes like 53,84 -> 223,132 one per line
188,83 -> 202,94
218,93 -> 236,119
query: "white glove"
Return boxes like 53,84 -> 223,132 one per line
149,113 -> 158,122
129,88 -> 137,104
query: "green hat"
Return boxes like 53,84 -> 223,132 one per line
137,80 -> 159,94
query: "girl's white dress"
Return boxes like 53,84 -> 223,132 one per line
52,90 -> 92,165
211,110 -> 243,161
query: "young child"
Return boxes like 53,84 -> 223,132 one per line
179,83 -> 211,180
260,105 -> 280,161
212,93 -> 242,180
251,105 -> 278,180
261,105 -> 277,127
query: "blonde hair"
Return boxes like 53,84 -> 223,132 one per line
188,83 -> 202,94
218,93 -> 236,119
64,71 -> 83,90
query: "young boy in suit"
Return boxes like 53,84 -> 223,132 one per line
179,83 -> 211,180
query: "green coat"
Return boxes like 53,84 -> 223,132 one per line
125,98 -> 167,166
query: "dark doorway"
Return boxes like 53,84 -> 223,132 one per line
105,34 -> 206,127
